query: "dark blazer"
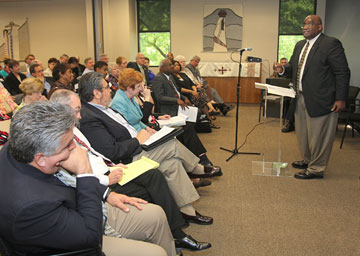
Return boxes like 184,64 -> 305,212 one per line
79,102 -> 142,164
3,72 -> 26,95
0,144 -> 105,255
127,62 -> 150,85
152,72 -> 186,116
284,33 -> 350,117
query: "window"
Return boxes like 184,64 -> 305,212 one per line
137,0 -> 170,66
277,0 -> 317,61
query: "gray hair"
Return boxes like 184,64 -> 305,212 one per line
190,55 -> 200,62
108,62 -> 118,74
8,101 -> 76,163
174,55 -> 186,62
84,57 -> 93,64
78,72 -> 104,102
50,89 -> 78,105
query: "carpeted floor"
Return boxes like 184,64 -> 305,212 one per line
184,104 -> 360,256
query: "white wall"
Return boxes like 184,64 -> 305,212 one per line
0,0 -> 91,64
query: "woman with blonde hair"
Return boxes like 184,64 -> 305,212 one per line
13,77 -> 47,115
115,56 -> 128,72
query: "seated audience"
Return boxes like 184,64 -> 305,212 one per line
116,56 -> 128,72
0,101 -> 169,256
167,52 -> 175,64
113,67 -> 221,168
78,72 -> 217,230
30,63 -> 52,95
107,62 -> 121,94
82,57 -> 95,75
0,59 -> 11,79
99,53 -> 109,63
127,53 -> 150,86
24,54 -> 35,75
94,61 -> 109,78
144,57 -> 155,83
3,60 -> 27,95
0,85 -> 17,117
13,77 -> 47,115
68,56 -> 83,78
59,53 -> 69,64
184,55 -> 234,115
43,57 -> 58,78
51,89 -> 211,253
172,60 -> 220,118
48,63 -> 74,98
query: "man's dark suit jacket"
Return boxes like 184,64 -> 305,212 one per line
284,33 -> 350,117
0,144 -> 105,254
152,72 -> 186,116
127,62 -> 150,85
79,102 -> 142,164
3,72 -> 26,95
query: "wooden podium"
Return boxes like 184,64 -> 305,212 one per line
199,62 -> 262,103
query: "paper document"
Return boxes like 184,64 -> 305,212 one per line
177,106 -> 198,122
255,82 -> 296,98
142,126 -> 175,146
109,156 -> 160,186
157,113 -> 188,128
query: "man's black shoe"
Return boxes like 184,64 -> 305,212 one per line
292,160 -> 308,169
282,121 -> 295,133
175,235 -> 211,251
221,104 -> 235,116
181,211 -> 213,225
294,170 -> 324,179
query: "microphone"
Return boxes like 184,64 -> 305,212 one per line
237,47 -> 252,52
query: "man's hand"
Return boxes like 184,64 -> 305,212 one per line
108,169 -> 123,185
59,145 -> 92,175
331,100 -> 346,112
136,129 -> 152,144
106,192 -> 148,213
184,98 -> 192,106
145,126 -> 156,135
273,62 -> 284,73
177,99 -> 188,110
158,114 -> 171,120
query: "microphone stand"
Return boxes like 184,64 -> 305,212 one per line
220,50 -> 260,162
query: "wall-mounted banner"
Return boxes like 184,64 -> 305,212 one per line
203,4 -> 243,52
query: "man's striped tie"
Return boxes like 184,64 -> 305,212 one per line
296,42 -> 310,95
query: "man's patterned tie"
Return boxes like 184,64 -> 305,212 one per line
296,42 -> 310,95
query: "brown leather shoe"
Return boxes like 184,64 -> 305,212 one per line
192,178 -> 212,188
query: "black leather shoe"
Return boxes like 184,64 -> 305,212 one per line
281,121 -> 295,133
181,211 -> 213,225
204,165 -> 222,177
192,178 -> 212,188
292,160 -> 308,169
294,170 -> 324,179
189,166 -> 222,178
175,235 -> 212,251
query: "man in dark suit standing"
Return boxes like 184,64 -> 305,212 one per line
127,52 -> 150,86
274,15 -> 350,179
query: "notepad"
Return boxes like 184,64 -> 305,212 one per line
109,156 -> 160,186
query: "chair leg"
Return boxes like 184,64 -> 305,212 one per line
340,122 -> 348,149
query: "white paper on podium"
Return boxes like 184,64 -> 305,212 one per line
255,82 -> 296,98
177,106 -> 198,122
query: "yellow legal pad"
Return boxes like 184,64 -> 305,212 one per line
108,156 -> 160,186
